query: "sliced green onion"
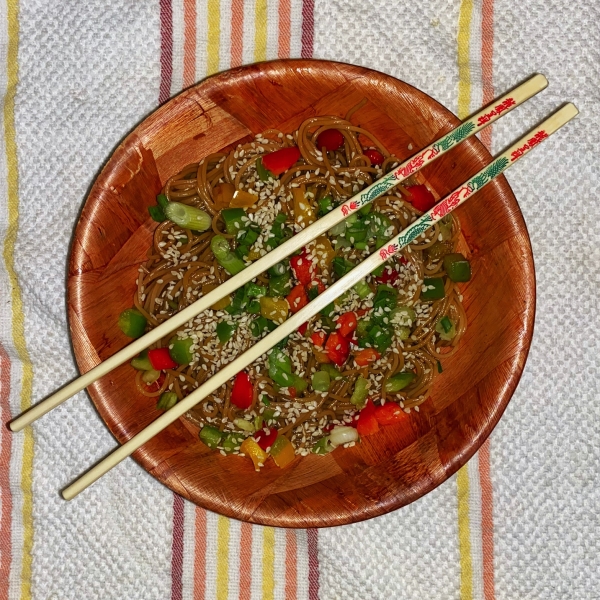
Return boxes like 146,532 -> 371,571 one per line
255,157 -> 273,181
268,364 -> 295,388
312,371 -> 331,392
268,261 -> 289,277
268,349 -> 292,373
156,194 -> 169,209
317,195 -> 334,215
359,203 -> 372,216
118,308 -> 147,338
246,282 -> 267,297
148,205 -> 166,222
199,425 -> 223,449
157,391 -> 178,410
394,325 -> 411,340
384,372 -> 416,393
211,235 -> 246,275
328,221 -> 346,236
307,285 -> 319,301
222,432 -> 247,453
142,369 -> 161,384
164,202 -> 211,231
261,395 -> 271,406
250,316 -> 276,338
269,273 -> 292,297
247,299 -> 261,314
354,241 -> 368,250
371,264 -> 385,277
320,363 -> 343,380
443,253 -> 471,282
435,316 -> 456,341
292,375 -> 308,393
233,418 -> 255,432
437,360 -> 443,373
221,208 -> 247,235
353,279 -> 372,299
312,436 -> 334,455
216,321 -> 237,344
421,277 -> 445,301
332,256 -> 355,277
350,376 -> 369,406
169,337 -> 194,364
131,349 -> 152,371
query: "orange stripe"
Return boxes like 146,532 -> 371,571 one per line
285,530 -> 298,600
239,522 -> 252,600
194,507 -> 206,600
231,0 -> 244,68
183,0 -> 197,88
479,440 -> 496,599
480,0 -> 495,151
0,342 -> 13,599
278,0 -> 291,58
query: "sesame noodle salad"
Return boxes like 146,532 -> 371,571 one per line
117,112 -> 471,471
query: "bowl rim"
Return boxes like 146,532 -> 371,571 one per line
68,58 -> 536,527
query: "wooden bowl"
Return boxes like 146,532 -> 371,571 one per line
68,59 -> 534,527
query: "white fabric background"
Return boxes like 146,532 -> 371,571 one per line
7,0 -> 599,598
14,1 -> 171,598
314,1 -> 600,599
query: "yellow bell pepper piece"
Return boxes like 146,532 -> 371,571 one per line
313,235 -> 335,270
240,437 -> 268,471
202,283 -> 231,310
213,183 -> 235,210
292,187 -> 316,228
230,189 -> 258,208
270,435 -> 296,468
260,296 -> 289,324
314,349 -> 332,363
247,247 -> 262,261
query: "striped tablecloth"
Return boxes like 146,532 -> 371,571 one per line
1,1 -> 598,599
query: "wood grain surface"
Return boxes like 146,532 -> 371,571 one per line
67,59 -> 535,527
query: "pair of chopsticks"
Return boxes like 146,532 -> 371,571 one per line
9,74 -> 578,499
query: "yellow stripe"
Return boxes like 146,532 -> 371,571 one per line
262,527 -> 275,600
456,5 -> 475,597
207,0 -> 220,75
254,0 -> 267,62
216,516 -> 229,600
457,467 -> 473,600
457,0 -> 474,119
2,3 -> 34,599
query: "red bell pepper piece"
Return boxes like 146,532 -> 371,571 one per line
316,129 -> 344,151
406,184 -> 436,212
324,332 -> 350,366
261,146 -> 301,176
148,347 -> 178,371
335,311 -> 357,338
290,250 -> 314,286
288,387 -> 297,398
297,322 -> 309,336
311,330 -> 327,347
309,280 -> 326,294
364,148 -> 384,165
354,348 -> 381,367
375,266 -> 401,286
286,284 -> 309,314
356,399 -> 380,436
356,308 -> 370,317
253,427 -> 279,451
374,402 -> 407,425
231,371 -> 253,409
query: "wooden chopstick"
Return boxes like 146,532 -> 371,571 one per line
9,74 -> 548,433
61,103 -> 578,499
